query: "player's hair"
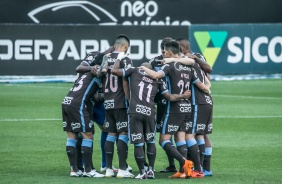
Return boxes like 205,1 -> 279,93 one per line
164,40 -> 180,55
90,53 -> 105,66
116,34 -> 130,46
141,62 -> 152,69
161,37 -> 174,50
175,37 -> 190,51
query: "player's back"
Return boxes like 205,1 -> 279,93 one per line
103,52 -> 132,110
62,72 -> 100,107
125,67 -> 166,118
161,62 -> 194,113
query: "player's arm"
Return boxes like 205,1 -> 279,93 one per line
205,75 -> 211,89
140,66 -> 163,79
162,57 -> 195,66
186,53 -> 212,73
194,80 -> 211,94
162,90 -> 191,102
123,78 -> 130,101
76,62 -> 91,73
111,52 -> 128,77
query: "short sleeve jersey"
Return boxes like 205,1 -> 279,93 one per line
123,67 -> 168,118
62,51 -> 102,108
82,51 -> 102,66
103,52 -> 133,110
160,62 -> 199,113
191,53 -> 213,105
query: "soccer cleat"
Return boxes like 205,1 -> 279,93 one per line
83,169 -> 105,178
126,165 -> 133,172
203,169 -> 213,176
147,170 -> 155,179
169,171 -> 187,178
70,170 -> 83,177
117,169 -> 135,178
190,170 -> 204,178
105,168 -> 115,177
182,160 -> 194,177
100,166 -> 106,173
135,173 -> 148,180
159,165 -> 177,173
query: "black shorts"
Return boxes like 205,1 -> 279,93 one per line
128,114 -> 155,144
156,102 -> 167,132
103,108 -> 128,133
191,104 -> 213,135
160,113 -> 192,135
62,104 -> 94,133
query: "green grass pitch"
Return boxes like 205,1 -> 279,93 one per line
0,79 -> 281,184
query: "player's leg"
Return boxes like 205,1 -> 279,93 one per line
62,105 -> 82,177
203,134 -> 213,176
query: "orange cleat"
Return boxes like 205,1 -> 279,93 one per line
182,160 -> 194,177
169,171 -> 187,178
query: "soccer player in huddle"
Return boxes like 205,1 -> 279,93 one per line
62,51 -> 107,178
141,40 -> 211,178
75,46 -> 114,174
176,38 -> 214,176
111,52 -> 192,179
101,34 -> 134,178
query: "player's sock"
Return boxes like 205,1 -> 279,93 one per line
81,139 -> 93,172
186,138 -> 201,172
203,147 -> 212,171
66,138 -> 78,172
134,143 -> 146,174
76,135 -> 83,170
104,135 -> 116,168
161,140 -> 185,166
100,131 -> 108,168
197,138 -> 205,167
176,140 -> 188,158
146,141 -> 156,170
117,134 -> 128,170
168,137 -> 176,167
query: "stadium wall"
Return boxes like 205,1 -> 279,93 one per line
1,24 -> 281,75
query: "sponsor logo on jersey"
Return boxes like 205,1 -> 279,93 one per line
205,95 -> 213,105
62,96 -> 73,105
136,104 -> 151,116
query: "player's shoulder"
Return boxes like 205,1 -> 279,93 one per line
83,51 -> 100,65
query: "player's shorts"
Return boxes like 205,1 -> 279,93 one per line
191,104 -> 213,135
93,102 -> 105,126
160,113 -> 192,135
156,102 -> 167,132
62,104 -> 94,133
103,108 -> 128,133
128,114 -> 155,144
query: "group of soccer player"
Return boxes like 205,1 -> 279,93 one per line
61,34 -> 213,179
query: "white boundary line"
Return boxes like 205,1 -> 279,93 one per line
1,116 -> 282,122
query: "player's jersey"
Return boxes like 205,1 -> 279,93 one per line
123,67 -> 168,118
149,55 -> 167,106
149,55 -> 163,72
160,62 -> 199,114
190,53 -> 213,106
103,52 -> 133,110
62,51 -> 101,108
82,51 -> 102,66
62,72 -> 100,108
